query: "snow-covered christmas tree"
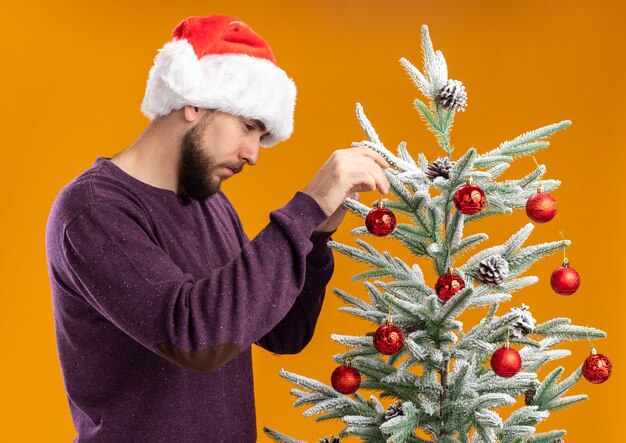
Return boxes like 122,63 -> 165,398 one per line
264,25 -> 611,443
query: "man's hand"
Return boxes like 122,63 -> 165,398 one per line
304,146 -> 390,232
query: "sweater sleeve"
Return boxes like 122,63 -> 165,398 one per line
254,229 -> 336,354
61,191 -> 329,373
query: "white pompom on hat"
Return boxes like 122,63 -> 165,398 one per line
140,15 -> 297,147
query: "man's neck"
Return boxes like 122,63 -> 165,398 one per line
110,115 -> 184,194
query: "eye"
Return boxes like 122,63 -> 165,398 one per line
243,120 -> 255,132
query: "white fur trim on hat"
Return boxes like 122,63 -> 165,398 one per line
140,39 -> 297,147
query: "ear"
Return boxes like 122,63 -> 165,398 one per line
183,105 -> 202,123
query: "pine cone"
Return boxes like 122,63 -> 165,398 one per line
436,79 -> 467,112
318,436 -> 341,443
426,157 -> 455,181
510,304 -> 536,338
384,401 -> 404,421
477,255 -> 509,285
551,439 -> 564,443
524,388 -> 536,406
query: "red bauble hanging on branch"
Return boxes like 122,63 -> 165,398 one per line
525,185 -> 557,223
453,176 -> 486,215
435,269 -> 465,302
373,318 -> 405,355
582,348 -> 612,384
550,258 -> 580,295
490,341 -> 522,377
365,200 -> 396,237
331,359 -> 361,394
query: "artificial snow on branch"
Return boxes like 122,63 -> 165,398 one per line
265,23 -> 608,443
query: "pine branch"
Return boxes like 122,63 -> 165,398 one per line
542,394 -> 588,412
534,366 -> 564,409
400,56 -> 432,99
331,334 -> 374,348
420,24 -> 445,95
263,427 -> 307,443
279,369 -> 342,398
380,401 -> 419,443
339,196 -> 372,218
500,223 -> 534,260
445,211 -> 465,250
397,141 -> 420,169
526,430 -> 567,443
355,102 -> 382,144
536,324 -> 606,341
292,390 -> 331,407
477,120 -> 572,161
435,287 -> 474,327
413,97 -> 442,138
520,349 -> 571,373
304,397 -> 363,417
453,233 -> 489,258
470,393 -> 516,411
357,139 -> 418,172
333,288 -> 372,311
507,239 -> 570,277
473,154 -> 514,168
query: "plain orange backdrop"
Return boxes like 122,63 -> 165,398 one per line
1,0 -> 624,441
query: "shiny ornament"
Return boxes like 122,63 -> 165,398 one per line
373,323 -> 405,355
435,271 -> 465,302
582,348 -> 612,384
365,201 -> 396,236
331,363 -> 361,394
490,342 -> 522,377
453,176 -> 486,215
525,185 -> 557,223
550,258 -> 580,295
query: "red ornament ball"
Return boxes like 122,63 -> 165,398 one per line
331,364 -> 361,394
435,272 -> 465,302
453,184 -> 486,215
490,345 -> 522,377
582,350 -> 612,384
365,206 -> 396,236
550,259 -> 580,295
373,324 -> 405,355
525,190 -> 557,223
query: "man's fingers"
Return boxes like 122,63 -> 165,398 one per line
374,170 -> 390,194
346,160 -> 390,195
355,146 -> 390,169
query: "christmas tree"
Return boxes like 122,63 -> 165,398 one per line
264,25 -> 610,443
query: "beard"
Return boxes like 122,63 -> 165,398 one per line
178,116 -> 222,201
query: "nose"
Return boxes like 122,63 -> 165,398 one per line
239,138 -> 260,166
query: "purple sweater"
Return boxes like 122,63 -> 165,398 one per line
45,156 -> 335,442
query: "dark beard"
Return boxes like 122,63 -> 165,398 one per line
178,120 -> 221,201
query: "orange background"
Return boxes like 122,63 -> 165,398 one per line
1,0 -> 624,441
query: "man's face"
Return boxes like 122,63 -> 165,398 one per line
178,110 -> 267,201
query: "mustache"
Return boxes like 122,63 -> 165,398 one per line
224,164 -> 245,173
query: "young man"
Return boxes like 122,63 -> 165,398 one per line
45,15 -> 389,442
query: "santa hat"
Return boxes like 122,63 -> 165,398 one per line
140,15 -> 297,147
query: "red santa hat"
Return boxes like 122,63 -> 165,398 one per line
140,15 -> 297,147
